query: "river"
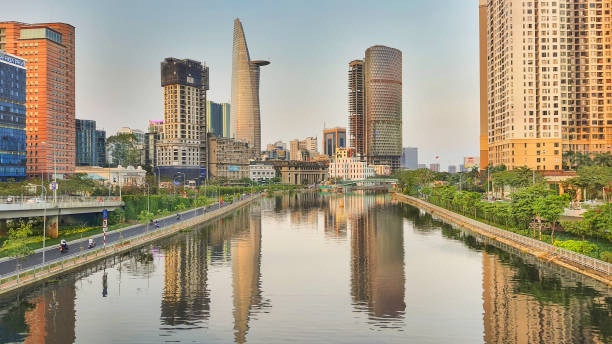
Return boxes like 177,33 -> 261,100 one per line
0,192 -> 610,343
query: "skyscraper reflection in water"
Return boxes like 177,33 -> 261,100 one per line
232,205 -> 267,343
23,283 -> 76,343
348,193 -> 406,325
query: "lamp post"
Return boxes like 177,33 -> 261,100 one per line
144,183 -> 150,213
155,166 -> 160,190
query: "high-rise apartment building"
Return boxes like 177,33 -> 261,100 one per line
158,58 -> 209,180
400,147 -> 418,170
95,130 -> 106,167
207,101 -> 230,138
231,19 -> 269,157
349,46 -> 403,170
429,163 -> 440,172
323,127 -> 346,157
349,60 -> 365,159
0,22 -> 76,177
75,119 -> 96,166
480,0 -> 612,171
290,137 -> 318,161
0,51 -> 26,181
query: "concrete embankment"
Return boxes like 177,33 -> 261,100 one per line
392,193 -> 612,287
0,194 -> 261,296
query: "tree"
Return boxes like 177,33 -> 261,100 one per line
583,203 -> 612,241
531,194 -> 569,243
566,166 -> 612,200
107,133 -> 141,167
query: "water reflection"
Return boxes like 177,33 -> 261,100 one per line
0,192 -> 610,343
400,203 -> 612,343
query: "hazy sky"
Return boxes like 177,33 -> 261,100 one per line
3,0 -> 479,170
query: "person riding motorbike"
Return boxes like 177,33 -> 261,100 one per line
176,213 -> 181,221
60,239 -> 68,253
154,220 -> 160,229
88,238 -> 95,249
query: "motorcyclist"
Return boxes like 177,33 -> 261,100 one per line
60,239 -> 68,252
176,213 -> 180,221
88,238 -> 94,248
154,220 -> 160,229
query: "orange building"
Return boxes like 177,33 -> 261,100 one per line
0,22 -> 75,177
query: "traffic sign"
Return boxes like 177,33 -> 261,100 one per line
103,209 -> 108,219
49,182 -> 58,190
102,219 -> 108,229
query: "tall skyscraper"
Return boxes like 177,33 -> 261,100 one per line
349,46 -> 403,170
95,130 -> 106,167
207,101 -> 230,138
364,46 -> 403,170
0,22 -> 76,177
348,60 -> 365,159
231,18 -> 269,157
158,58 -> 209,179
0,51 -> 26,181
478,0 -> 489,170
400,147 -> 418,170
323,127 -> 346,157
480,0 -> 612,171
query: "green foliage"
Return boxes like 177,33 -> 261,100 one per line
553,240 -> 597,255
600,251 -> 612,263
108,208 -> 125,226
107,133 -> 141,167
582,203 -> 612,241
565,166 -> 612,201
1,222 -> 34,260
137,211 -> 155,223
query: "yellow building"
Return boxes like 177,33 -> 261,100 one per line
479,0 -> 612,171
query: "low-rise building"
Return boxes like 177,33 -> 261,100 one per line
372,164 -> 391,176
75,165 -> 146,187
208,134 -> 250,180
429,163 -> 440,172
448,165 -> 457,174
269,160 -> 327,185
328,157 -> 374,180
249,163 -> 276,182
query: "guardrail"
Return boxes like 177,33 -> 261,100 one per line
0,196 -> 122,205
0,193 -> 260,292
396,194 -> 612,276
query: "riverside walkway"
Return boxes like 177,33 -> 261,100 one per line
0,194 -> 259,286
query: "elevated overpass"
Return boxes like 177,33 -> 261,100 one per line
0,196 -> 123,238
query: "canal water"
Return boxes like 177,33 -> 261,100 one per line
0,192 -> 610,343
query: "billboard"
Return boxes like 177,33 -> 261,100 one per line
228,165 -> 240,172
464,157 -> 480,169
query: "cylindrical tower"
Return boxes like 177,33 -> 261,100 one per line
364,46 -> 402,170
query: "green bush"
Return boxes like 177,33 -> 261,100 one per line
600,251 -> 612,263
553,240 -> 597,255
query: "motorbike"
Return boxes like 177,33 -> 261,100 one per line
88,241 -> 96,249
59,243 -> 68,253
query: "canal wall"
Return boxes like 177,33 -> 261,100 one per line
392,193 -> 612,287
0,194 -> 262,296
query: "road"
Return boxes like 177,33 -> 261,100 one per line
0,198 -> 243,278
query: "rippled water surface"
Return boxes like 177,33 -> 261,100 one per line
0,192 -> 610,343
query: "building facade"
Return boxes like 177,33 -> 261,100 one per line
0,51 -> 26,181
207,134 -> 250,180
448,165 -> 457,174
75,119 -> 97,166
231,18 -> 269,157
400,147 -> 418,170
429,163 -> 440,172
95,130 -> 105,167
249,162 -> 276,182
348,60 -> 365,159
328,157 -> 374,180
0,22 -> 76,177
206,101 -> 230,138
480,0 -> 612,171
372,164 -> 391,176
75,165 -> 146,187
290,137 -> 318,161
270,160 -> 327,185
364,46 -> 403,170
323,127 -> 346,157
157,58 -> 209,180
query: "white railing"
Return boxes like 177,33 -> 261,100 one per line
397,194 -> 612,276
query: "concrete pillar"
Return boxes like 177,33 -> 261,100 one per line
47,215 -> 59,239
0,219 -> 7,237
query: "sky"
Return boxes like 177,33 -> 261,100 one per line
3,0 -> 480,171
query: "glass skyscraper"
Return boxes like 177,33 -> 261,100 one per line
0,51 -> 26,181
76,119 -> 96,166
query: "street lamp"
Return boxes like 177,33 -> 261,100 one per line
144,183 -> 150,213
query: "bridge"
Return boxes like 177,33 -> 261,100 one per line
0,196 -> 123,238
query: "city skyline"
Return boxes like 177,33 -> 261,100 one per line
0,0 -> 480,166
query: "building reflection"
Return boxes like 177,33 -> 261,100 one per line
160,233 -> 210,327
22,283 -> 76,343
481,252 -> 605,343
349,193 -> 406,324
232,206 -> 267,343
